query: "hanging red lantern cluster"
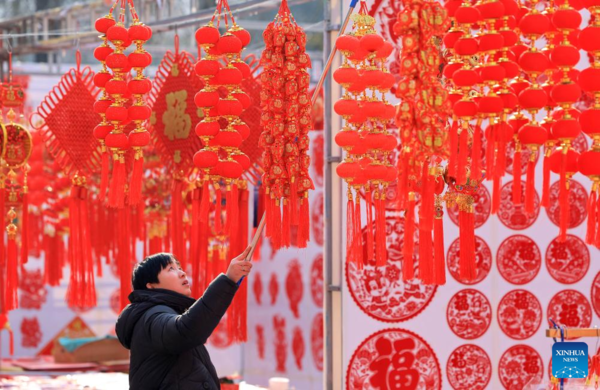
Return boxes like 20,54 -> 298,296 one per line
259,0 -> 314,251
194,0 -> 252,250
93,0 -> 152,208
393,0 -> 450,284
193,0 -> 253,344
333,2 -> 396,269
578,0 -> 600,247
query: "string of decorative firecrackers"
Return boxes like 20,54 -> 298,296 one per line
392,0 -> 449,285
93,0 -> 153,208
259,0 -> 314,251
194,0 -> 253,343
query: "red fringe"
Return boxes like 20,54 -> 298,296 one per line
0,187 -> 6,269
419,228 -> 433,284
492,176 -> 501,214
80,188 -> 96,308
171,180 -> 185,268
118,207 -> 132,310
513,147 -> 522,205
448,121 -> 459,179
457,127 -> 469,185
397,152 -> 409,210
108,157 -> 126,209
346,196 -> 355,265
271,199 -> 282,251
595,192 -> 600,248
365,190 -> 374,262
486,124 -> 496,177
558,152 -> 569,242
128,154 -> 144,206
238,187 -> 249,253
198,220 -> 209,296
354,196 -> 363,268
5,236 -> 18,311
199,179 -> 210,223
190,188 -> 200,297
496,139 -> 507,181
586,188 -> 597,245
297,196 -> 310,248
433,214 -> 446,285
542,152 -> 551,208
21,192 -> 29,264
525,159 -> 536,214
375,191 -> 387,267
99,151 -> 110,202
265,194 -> 273,240
230,183 -> 239,238
290,180 -> 298,226
471,125 -> 482,182
419,163 -> 432,231
282,199 -> 291,248
459,210 -> 476,281
215,187 -> 223,234
402,195 -> 415,280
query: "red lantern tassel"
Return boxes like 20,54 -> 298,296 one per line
542,148 -> 552,207
397,153 -> 408,210
80,188 -> 96,308
297,195 -> 310,248
365,189 -> 374,262
586,185 -> 597,245
433,212 -> 446,285
238,186 -> 249,252
513,145 -> 522,205
471,125 -> 482,182
486,124 -> 496,177
459,210 -> 476,282
419,163 -> 432,232
492,176 -> 502,214
265,194 -> 273,240
525,158 -> 536,214
558,151 -> 569,242
419,228 -> 433,284
5,232 -> 18,311
21,191 -> 29,264
99,150 -> 110,202
128,153 -> 144,206
290,180 -> 298,226
66,186 -> 81,309
271,199 -> 281,251
190,188 -> 200,296
199,178 -> 210,223
375,191 -> 386,267
108,155 -> 126,209
354,195 -> 363,269
595,190 -> 600,249
402,193 -> 415,280
281,199 -> 291,248
197,221 -> 209,297
0,187 -> 4,269
215,186 -> 223,234
448,121 -> 459,179
457,126 -> 469,185
346,192 -> 355,265
229,183 -> 239,238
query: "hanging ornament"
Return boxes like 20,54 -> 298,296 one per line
32,51 -> 101,311
259,0 -> 314,252
94,0 -> 152,208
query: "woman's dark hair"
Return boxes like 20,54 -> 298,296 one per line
132,253 -> 179,290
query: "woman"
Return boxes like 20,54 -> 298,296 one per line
116,248 -> 252,390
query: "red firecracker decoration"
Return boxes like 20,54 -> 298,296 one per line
259,0 -> 314,251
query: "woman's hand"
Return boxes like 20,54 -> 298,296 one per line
226,247 -> 253,283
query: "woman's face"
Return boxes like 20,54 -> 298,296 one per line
147,259 -> 191,297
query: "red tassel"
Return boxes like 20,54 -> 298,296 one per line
402,194 -> 415,280
397,152 -> 408,210
595,190 -> 600,248
271,199 -> 281,251
265,194 -> 273,239
354,195 -> 363,268
448,121 -> 459,179
542,148 -> 552,208
297,195 -> 310,248
457,126 -> 469,185
0,187 -> 4,270
525,158 -> 536,214
419,163 -> 432,231
5,232 -> 18,312
199,178 -> 210,223
346,194 -> 355,265
433,212 -> 446,285
21,191 -> 29,264
513,145 -> 522,205
365,190 -> 374,262
128,153 -> 144,206
8,327 -> 14,355
558,151 -> 569,242
229,183 -> 239,237
99,149 -> 110,202
492,175 -> 502,214
215,186 -> 222,234
459,210 -> 476,281
290,180 -> 299,226
190,188 -> 200,296
471,125 -> 482,182
238,186 -> 249,251
586,186 -> 597,245
486,124 -> 496,176
419,228 -> 433,284
496,138 -> 507,181
108,156 -> 126,209
282,199 -> 291,248
375,191 -> 386,267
